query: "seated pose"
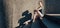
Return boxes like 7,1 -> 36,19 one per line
24,1 -> 44,25
24,2 -> 44,25
33,1 -> 44,22
23,1 -> 47,28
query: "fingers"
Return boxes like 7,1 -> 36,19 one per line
23,20 -> 31,25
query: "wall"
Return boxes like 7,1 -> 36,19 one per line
3,0 -> 44,28
0,0 -> 6,28
45,0 -> 60,14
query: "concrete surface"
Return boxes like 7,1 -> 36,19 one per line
3,0 -> 44,28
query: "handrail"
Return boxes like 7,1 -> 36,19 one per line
46,14 -> 60,16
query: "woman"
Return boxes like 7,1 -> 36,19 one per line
33,1 -> 44,22
23,1 -> 47,28
23,1 -> 44,25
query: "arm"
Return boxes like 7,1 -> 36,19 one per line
33,9 -> 44,22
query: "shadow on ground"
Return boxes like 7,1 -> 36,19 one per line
43,15 -> 60,28
16,10 -> 32,28
16,10 -> 60,28
16,10 -> 47,28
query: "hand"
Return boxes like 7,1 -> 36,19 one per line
23,20 -> 31,25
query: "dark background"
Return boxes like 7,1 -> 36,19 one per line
45,0 -> 60,14
0,0 -> 6,28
